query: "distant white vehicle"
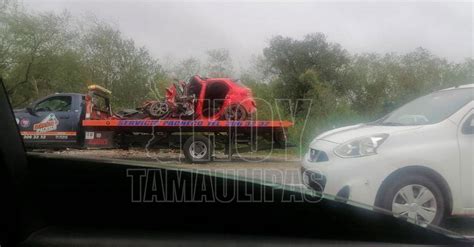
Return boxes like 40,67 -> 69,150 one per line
302,84 -> 474,225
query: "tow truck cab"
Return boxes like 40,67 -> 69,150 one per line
14,85 -> 112,148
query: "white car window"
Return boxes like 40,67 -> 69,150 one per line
462,114 -> 474,135
378,88 -> 474,126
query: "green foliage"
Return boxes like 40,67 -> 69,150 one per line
0,9 -> 83,106
263,33 -> 350,114
339,48 -> 473,118
79,20 -> 164,108
1,4 -> 166,109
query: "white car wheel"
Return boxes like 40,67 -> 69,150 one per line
379,174 -> 446,226
392,184 -> 437,224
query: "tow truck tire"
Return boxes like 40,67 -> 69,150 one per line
183,135 -> 213,163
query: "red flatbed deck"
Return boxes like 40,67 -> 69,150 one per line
82,119 -> 293,128
81,119 -> 294,161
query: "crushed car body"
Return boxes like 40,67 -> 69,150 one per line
119,75 -> 257,120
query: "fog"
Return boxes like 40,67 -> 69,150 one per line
24,0 -> 473,70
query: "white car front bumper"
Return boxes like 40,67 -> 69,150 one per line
301,139 -> 393,206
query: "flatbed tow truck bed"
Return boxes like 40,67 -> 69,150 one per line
81,119 -> 293,163
82,119 -> 292,129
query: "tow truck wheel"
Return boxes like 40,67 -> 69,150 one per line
183,135 -> 213,163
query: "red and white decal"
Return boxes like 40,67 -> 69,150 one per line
33,113 -> 59,132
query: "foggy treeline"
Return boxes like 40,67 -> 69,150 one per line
1,1 -> 472,149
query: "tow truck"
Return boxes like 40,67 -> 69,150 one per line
14,84 -> 293,163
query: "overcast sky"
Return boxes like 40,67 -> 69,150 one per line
23,0 -> 473,70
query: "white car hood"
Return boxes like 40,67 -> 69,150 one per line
315,124 -> 423,144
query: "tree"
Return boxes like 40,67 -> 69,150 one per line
0,5 -> 166,109
448,58 -> 473,87
171,57 -> 201,80
340,48 -> 472,117
205,48 -> 233,77
338,53 -> 395,116
0,8 -> 81,106
263,33 -> 350,114
79,20 -> 164,108
0,0 -> 18,72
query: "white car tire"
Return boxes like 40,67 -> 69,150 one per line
379,174 -> 446,226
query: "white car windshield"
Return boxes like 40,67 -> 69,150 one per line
379,88 -> 473,126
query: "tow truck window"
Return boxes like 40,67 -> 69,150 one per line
34,96 -> 72,112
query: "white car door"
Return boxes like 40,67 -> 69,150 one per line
459,108 -> 474,213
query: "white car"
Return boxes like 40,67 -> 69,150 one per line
302,84 -> 473,226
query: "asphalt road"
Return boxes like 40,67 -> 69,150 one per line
46,149 -> 474,238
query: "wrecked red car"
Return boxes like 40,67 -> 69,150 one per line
139,75 -> 257,120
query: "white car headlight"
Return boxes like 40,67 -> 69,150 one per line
334,134 -> 389,158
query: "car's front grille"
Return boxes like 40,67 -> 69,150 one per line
309,148 -> 329,162
301,167 -> 326,193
